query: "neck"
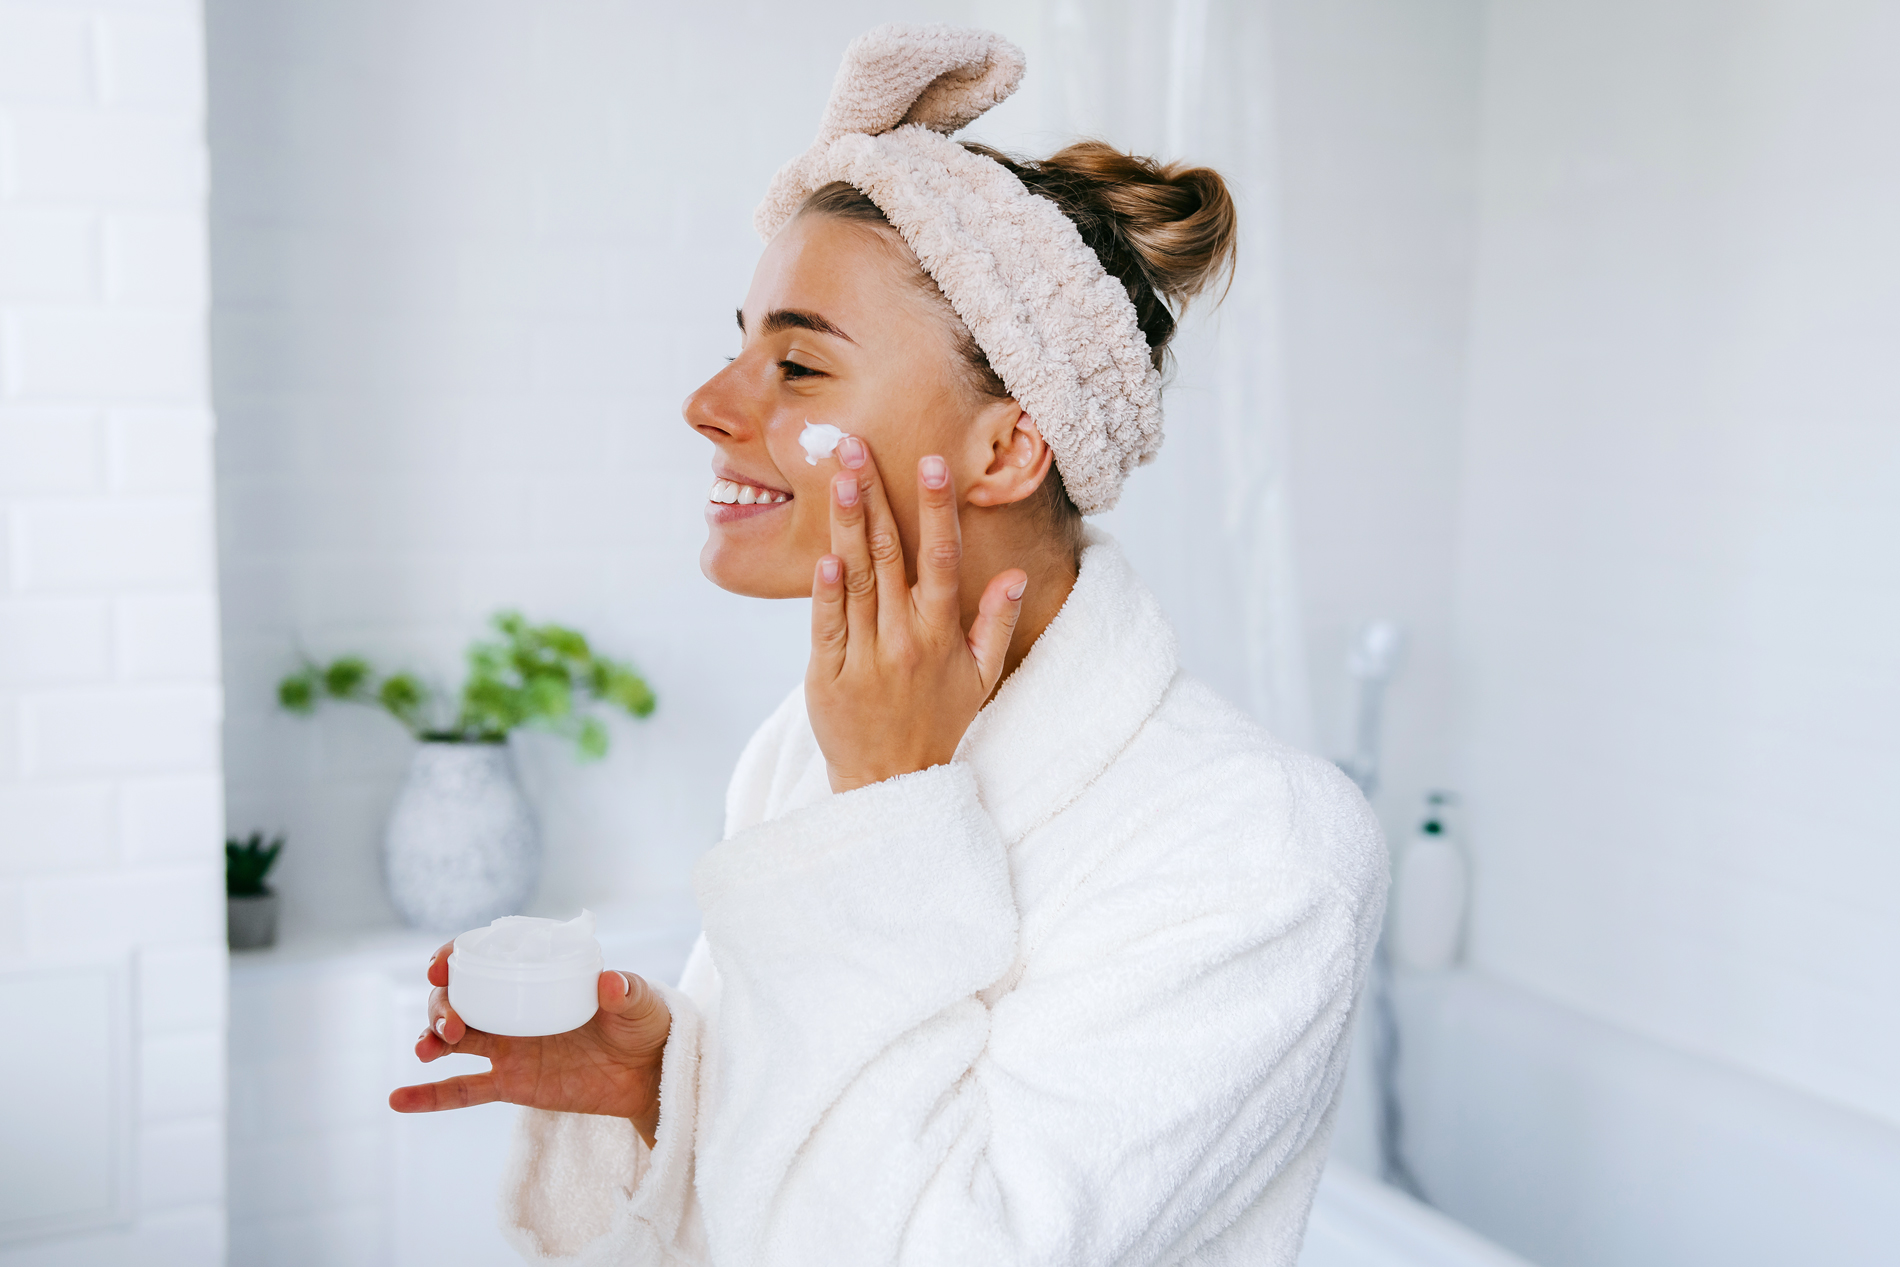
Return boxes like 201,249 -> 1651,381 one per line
957,507 -> 1082,694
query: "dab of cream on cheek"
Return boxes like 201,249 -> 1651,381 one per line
799,421 -> 849,465
447,910 -> 604,1037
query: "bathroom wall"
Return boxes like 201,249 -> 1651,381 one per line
206,0 -> 995,937
1454,0 -> 1900,1127
1267,0 -> 1484,846
0,0 -> 227,1260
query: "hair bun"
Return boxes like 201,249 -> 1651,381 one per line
963,140 -> 1238,371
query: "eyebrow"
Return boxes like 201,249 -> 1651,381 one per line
735,307 -> 857,345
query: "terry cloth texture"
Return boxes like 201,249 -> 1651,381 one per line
499,529 -> 1389,1267
754,24 -> 1164,516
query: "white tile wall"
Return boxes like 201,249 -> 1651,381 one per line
0,0 -> 225,1261
1456,0 -> 1900,1127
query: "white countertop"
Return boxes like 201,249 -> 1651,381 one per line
228,894 -> 703,984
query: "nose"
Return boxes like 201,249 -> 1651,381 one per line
683,360 -> 754,445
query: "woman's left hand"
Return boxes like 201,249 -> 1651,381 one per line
808,437 -> 1027,794
390,945 -> 671,1148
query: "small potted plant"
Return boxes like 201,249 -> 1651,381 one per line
278,611 -> 656,932
227,832 -> 284,950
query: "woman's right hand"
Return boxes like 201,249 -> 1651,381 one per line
388,943 -> 673,1148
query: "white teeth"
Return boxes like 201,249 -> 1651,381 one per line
709,478 -> 787,506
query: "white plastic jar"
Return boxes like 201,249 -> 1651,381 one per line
448,910 -> 604,1037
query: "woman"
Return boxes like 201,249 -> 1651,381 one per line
393,25 -> 1385,1266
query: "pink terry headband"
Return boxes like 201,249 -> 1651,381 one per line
754,24 -> 1164,516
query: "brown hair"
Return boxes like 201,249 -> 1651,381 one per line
797,140 -> 1237,528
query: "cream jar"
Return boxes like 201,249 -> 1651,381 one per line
448,909 -> 603,1037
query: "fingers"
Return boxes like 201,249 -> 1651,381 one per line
599,968 -> 637,1011
830,464 -> 877,644
832,437 -> 907,642
426,985 -> 465,1046
388,1072 -> 500,1114
913,455 -> 962,628
418,943 -> 456,1056
968,569 -> 1029,693
840,439 -> 910,633
599,968 -> 669,1023
810,553 -> 847,681
416,983 -> 502,1062
596,970 -> 672,1068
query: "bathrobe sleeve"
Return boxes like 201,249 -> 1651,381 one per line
690,748 -> 1380,1266
503,733 -> 1381,1266
500,981 -> 710,1266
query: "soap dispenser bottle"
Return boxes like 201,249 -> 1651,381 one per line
1390,791 -> 1468,971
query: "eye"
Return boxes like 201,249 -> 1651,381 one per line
778,359 -> 822,380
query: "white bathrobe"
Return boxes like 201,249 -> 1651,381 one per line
500,531 -> 1387,1266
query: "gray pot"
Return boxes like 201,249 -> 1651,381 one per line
227,892 -> 279,950
383,741 -> 540,933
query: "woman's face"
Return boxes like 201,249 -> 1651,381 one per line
684,214 -> 998,598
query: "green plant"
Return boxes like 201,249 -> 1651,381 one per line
277,611 -> 656,760
226,831 -> 284,897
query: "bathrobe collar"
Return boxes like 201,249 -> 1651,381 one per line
954,528 -> 1179,844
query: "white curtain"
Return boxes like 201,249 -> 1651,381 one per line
971,0 -> 1315,748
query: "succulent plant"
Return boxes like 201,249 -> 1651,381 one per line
226,831 -> 284,897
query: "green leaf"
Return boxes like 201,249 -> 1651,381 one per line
378,673 -> 429,731
601,664 -> 656,717
226,832 -> 285,896
322,657 -> 372,699
277,671 -> 318,713
525,675 -> 572,721
575,716 -> 609,761
543,625 -> 589,661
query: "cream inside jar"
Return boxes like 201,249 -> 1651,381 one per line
448,910 -> 603,1037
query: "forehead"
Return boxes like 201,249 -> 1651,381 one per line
743,215 -> 936,337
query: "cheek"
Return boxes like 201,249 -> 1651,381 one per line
765,426 -> 836,516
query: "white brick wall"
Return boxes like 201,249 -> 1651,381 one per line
0,0 -> 225,1262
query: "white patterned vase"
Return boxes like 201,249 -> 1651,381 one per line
383,741 -> 540,933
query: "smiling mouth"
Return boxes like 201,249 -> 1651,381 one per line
709,478 -> 791,506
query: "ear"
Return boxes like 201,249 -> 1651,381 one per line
964,400 -> 1055,508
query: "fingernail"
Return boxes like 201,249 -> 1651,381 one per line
418,1029 -> 431,1043
820,556 -> 841,584
839,436 -> 866,468
1007,579 -> 1027,601
434,1018 -> 448,1041
920,456 -> 948,489
618,971 -> 635,996
835,475 -> 859,507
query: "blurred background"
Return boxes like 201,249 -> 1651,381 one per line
1,0 -> 1896,1264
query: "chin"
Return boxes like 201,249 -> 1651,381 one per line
698,537 -> 812,600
